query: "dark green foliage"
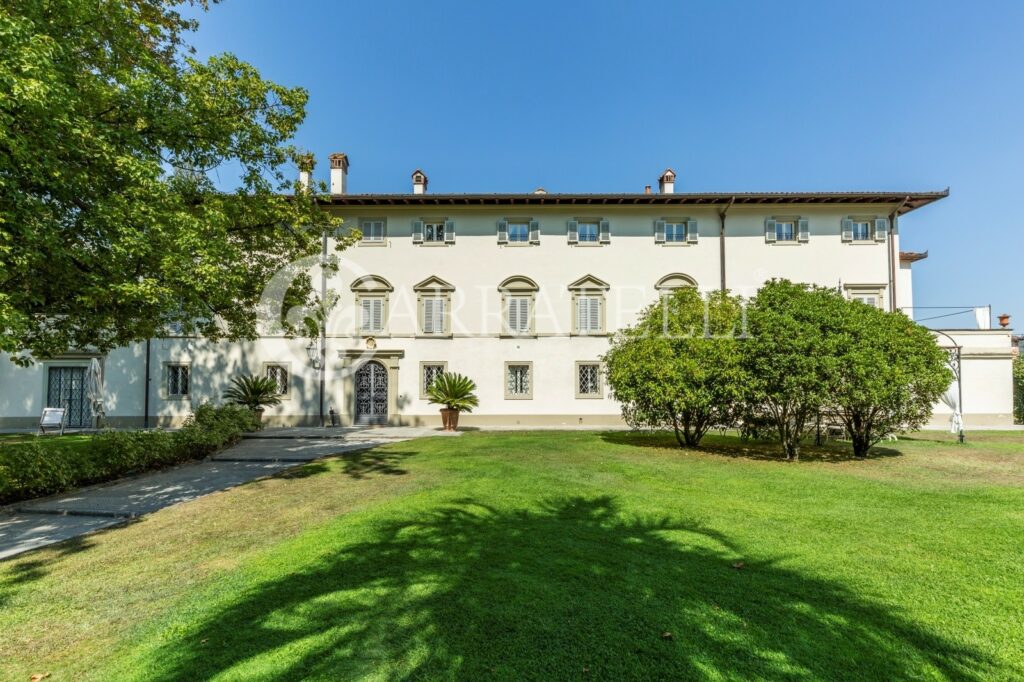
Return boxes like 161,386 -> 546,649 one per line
604,288 -> 747,447
1014,357 -> 1024,424
425,372 -> 480,412
222,375 -> 283,410
0,404 -> 257,504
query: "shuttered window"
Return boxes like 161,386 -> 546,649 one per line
506,296 -> 531,334
576,296 -> 602,334
360,297 -> 385,333
422,297 -> 446,335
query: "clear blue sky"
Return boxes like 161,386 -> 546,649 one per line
186,0 -> 1023,330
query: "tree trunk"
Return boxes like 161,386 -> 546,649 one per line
851,432 -> 870,458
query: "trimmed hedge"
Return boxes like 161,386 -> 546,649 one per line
0,404 -> 259,505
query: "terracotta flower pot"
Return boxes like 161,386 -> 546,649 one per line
440,408 -> 460,431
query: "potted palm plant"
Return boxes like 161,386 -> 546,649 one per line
223,374 -> 282,430
426,372 -> 479,431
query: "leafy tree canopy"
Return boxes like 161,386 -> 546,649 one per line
604,287 -> 747,447
0,0 -> 351,363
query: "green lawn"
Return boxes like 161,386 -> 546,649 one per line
2,431 -> 1023,680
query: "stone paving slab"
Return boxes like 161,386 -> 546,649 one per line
14,460 -> 295,518
213,437 -> 389,462
0,513 -> 125,560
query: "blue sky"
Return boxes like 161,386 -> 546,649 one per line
187,1 -> 1024,330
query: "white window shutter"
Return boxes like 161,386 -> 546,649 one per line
874,217 -> 888,242
686,219 -> 698,244
529,220 -> 540,244
520,297 -> 530,332
798,219 -> 810,243
445,219 -> 456,243
507,298 -> 518,333
841,218 -> 853,242
765,218 -> 777,243
372,299 -> 383,332
423,298 -> 434,334
655,220 -> 666,243
599,220 -> 610,244
567,220 -> 578,244
497,220 -> 508,244
577,297 -> 588,332
361,298 -> 371,331
436,297 -> 446,333
589,297 -> 601,332
412,220 -> 424,244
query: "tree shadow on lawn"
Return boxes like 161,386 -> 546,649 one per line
137,496 -> 992,681
600,431 -> 902,463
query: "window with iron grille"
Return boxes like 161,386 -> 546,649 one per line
167,364 -> 190,397
577,363 -> 601,397
265,364 -> 288,395
506,363 -> 531,398
422,363 -> 445,395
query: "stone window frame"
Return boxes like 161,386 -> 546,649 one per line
504,360 -> 534,400
499,275 -> 539,337
163,362 -> 191,400
358,217 -> 387,246
351,275 -> 394,337
844,283 -> 887,310
419,361 -> 448,400
575,361 -> 604,399
262,361 -> 292,400
568,274 -> 610,336
414,276 -> 455,338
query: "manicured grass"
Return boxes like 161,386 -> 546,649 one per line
2,431 -> 1022,680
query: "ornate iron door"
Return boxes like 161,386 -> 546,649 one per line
355,361 -> 388,424
47,366 -> 88,428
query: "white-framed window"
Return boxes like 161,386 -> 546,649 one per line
422,296 -> 447,335
360,296 -> 386,333
576,362 -> 602,399
424,221 -> 446,242
265,364 -> 289,396
776,220 -> 796,242
420,362 -> 447,399
851,220 -> 871,242
508,222 -> 530,242
167,364 -> 190,398
360,220 -> 385,243
665,222 -> 687,242
578,222 -> 599,242
505,362 -> 533,399
845,285 -> 885,309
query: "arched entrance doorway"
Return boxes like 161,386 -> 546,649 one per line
355,360 -> 389,425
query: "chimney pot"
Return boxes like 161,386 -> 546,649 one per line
412,169 -> 428,194
644,185 -> 652,195
659,168 -> 676,194
999,313 -> 1011,329
297,153 -> 315,191
329,153 -> 349,195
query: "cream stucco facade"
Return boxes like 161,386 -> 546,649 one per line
0,179 -> 1015,429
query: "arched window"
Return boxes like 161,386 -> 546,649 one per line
350,275 -> 394,335
655,273 -> 698,294
498,276 -> 539,336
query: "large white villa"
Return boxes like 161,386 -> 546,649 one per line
0,155 -> 1015,429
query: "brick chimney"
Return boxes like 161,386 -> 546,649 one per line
329,153 -> 349,195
